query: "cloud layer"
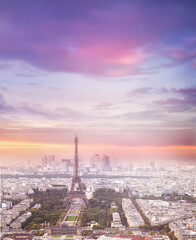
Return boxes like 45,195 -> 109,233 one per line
1,0 -> 196,76
0,0 -> 196,163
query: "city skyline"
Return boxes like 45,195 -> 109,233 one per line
0,0 -> 196,165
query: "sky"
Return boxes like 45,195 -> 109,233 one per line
0,0 -> 196,165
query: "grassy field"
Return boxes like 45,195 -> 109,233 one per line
66,216 -> 77,221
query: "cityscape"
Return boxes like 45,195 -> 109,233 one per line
1,136 -> 196,240
0,1 -> 196,240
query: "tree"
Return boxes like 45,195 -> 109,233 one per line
92,224 -> 105,229
82,230 -> 92,236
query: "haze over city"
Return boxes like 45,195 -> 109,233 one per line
0,0 -> 196,166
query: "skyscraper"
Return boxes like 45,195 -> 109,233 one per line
102,154 -> 111,171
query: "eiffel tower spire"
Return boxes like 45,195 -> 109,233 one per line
74,135 -> 78,178
63,136 -> 88,207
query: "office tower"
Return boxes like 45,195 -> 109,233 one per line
42,155 -> 48,167
61,159 -> 72,171
129,163 -> 133,171
150,161 -> 155,169
102,154 -> 111,171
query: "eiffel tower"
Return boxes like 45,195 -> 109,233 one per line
63,136 -> 88,207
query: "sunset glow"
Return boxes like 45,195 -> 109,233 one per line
0,0 -> 196,165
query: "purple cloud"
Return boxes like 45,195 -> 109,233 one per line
95,102 -> 115,111
1,1 -> 196,76
0,94 -> 14,112
192,61 -> 196,69
173,87 -> 196,96
128,87 -> 153,97
0,94 -> 92,121
163,35 -> 196,71
0,86 -> 7,91
155,88 -> 196,112
168,48 -> 196,61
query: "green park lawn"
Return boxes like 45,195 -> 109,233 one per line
66,216 -> 77,221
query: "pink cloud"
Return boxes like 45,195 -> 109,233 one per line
192,61 -> 196,69
169,48 -> 196,60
